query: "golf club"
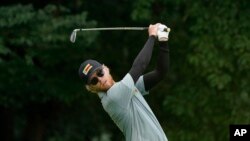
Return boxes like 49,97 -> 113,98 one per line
70,27 -> 171,43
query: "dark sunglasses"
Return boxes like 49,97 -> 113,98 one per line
89,68 -> 104,85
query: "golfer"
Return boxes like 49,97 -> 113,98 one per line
79,23 -> 170,141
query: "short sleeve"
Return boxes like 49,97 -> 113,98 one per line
107,73 -> 134,108
135,75 -> 149,96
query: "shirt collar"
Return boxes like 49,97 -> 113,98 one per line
98,92 -> 106,99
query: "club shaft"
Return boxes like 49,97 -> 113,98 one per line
70,27 -> 171,43
78,27 -> 148,31
74,27 -> 170,32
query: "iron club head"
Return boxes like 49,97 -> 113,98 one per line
70,29 -> 80,43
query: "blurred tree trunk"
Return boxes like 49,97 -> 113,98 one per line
21,104 -> 46,141
21,102 -> 61,141
0,106 -> 14,141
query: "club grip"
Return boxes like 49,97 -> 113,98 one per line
164,28 -> 171,32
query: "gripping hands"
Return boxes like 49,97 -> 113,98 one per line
157,24 -> 170,41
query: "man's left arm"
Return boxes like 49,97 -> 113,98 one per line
143,41 -> 169,91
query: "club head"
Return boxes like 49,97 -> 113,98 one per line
70,29 -> 79,43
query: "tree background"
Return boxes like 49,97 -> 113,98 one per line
0,0 -> 249,141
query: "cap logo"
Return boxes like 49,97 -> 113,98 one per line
82,64 -> 93,75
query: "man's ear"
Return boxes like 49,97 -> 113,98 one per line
102,64 -> 109,72
85,85 -> 90,91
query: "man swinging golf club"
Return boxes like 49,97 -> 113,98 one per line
78,23 -> 170,141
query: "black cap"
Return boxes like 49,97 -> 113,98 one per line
78,59 -> 102,84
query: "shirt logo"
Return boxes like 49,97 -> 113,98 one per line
133,88 -> 139,94
83,64 -> 93,75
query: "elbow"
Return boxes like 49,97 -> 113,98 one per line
153,69 -> 167,81
157,66 -> 169,77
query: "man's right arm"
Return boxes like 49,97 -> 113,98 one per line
128,36 -> 156,83
128,24 -> 159,83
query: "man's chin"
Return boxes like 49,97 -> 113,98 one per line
100,87 -> 109,92
103,83 -> 112,91
105,85 -> 112,90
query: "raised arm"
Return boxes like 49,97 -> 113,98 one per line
128,24 -> 159,83
143,41 -> 169,91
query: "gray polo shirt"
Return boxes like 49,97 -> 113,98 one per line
98,73 -> 168,141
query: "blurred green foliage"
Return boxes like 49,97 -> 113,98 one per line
0,0 -> 249,141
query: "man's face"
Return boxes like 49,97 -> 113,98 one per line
87,65 -> 114,92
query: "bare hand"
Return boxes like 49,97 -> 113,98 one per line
148,23 -> 160,37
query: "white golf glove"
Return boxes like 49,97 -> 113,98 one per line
157,24 -> 170,41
